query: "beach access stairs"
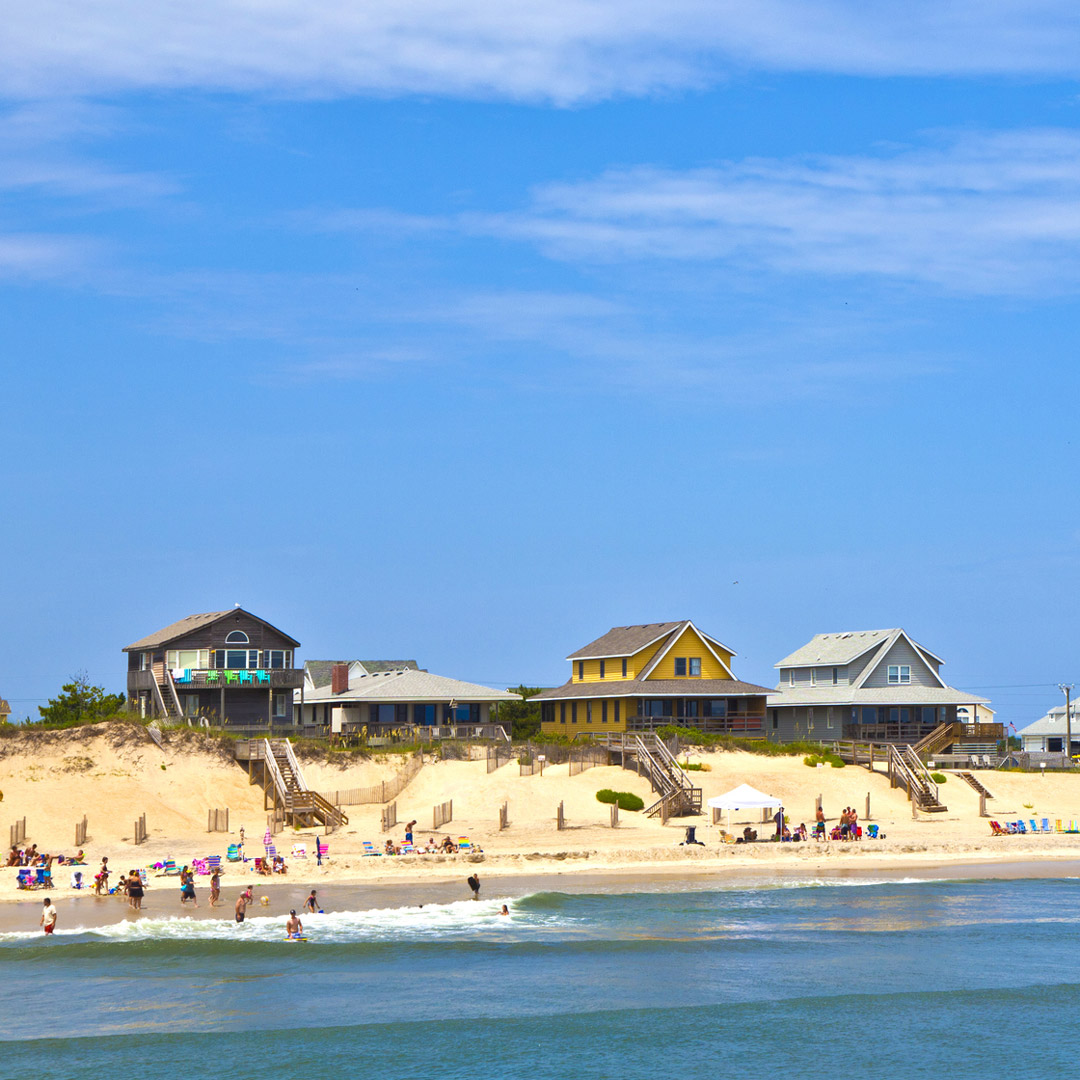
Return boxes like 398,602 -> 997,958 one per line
595,733 -> 701,818
235,738 -> 348,832
886,743 -> 947,813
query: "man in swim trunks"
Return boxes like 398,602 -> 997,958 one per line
235,886 -> 253,924
40,897 -> 57,934
303,889 -> 318,913
285,909 -> 304,939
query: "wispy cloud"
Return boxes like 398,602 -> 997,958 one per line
4,3 -> 1080,103
315,129 -> 1080,295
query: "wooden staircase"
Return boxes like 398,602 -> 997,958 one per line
634,735 -> 702,818
913,722 -> 959,760
888,743 -> 947,813
957,772 -> 994,799
238,738 -> 348,832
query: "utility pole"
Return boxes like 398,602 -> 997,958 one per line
1060,684 -> 1074,764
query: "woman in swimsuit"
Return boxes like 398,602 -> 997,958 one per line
127,870 -> 144,911
179,866 -> 197,907
209,870 -> 221,907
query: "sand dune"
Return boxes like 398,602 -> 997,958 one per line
3,724 -> 1080,902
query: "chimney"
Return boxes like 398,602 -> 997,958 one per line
331,663 -> 349,695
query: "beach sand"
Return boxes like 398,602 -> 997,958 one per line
3,723 -> 1080,928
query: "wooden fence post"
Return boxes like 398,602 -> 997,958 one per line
979,793 -> 987,818
610,803 -> 619,828
557,801 -> 565,830
499,802 -> 508,830
865,793 -> 871,821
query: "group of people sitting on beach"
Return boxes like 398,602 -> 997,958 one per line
256,855 -> 288,876
7,845 -> 84,868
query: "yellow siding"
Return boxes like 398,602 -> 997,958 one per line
627,642 -> 661,679
645,626 -> 732,681
539,697 -> 630,735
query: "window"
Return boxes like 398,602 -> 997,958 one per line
263,650 -> 292,670
181,694 -> 200,717
674,658 -> 687,676
621,658 -> 627,678
826,707 -> 834,730
586,701 -> 593,724
807,707 -> 815,729
599,660 -> 606,679
578,661 -> 585,681
771,710 -> 778,730
689,658 -> 701,676
642,699 -> 670,718
683,700 -> 699,718
215,649 -> 258,669
225,630 -> 249,644
273,693 -> 289,718
832,667 -> 839,685
614,700 -> 621,724
810,668 -> 816,686
888,665 -> 911,685
704,700 -> 727,718
862,706 -> 878,724
571,702 -> 578,723
601,700 -> 608,723
560,703 -> 566,725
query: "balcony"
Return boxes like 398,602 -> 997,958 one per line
627,714 -> 765,735
173,668 -> 303,690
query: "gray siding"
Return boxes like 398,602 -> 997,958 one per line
770,705 -> 849,744
861,638 -> 940,689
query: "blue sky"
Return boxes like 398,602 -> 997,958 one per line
3,2 -> 1080,726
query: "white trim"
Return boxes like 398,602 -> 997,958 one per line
535,688 -> 768,702
699,631 -> 737,658
854,630 -> 947,690
638,621 -> 736,681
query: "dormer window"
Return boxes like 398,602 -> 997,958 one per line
689,658 -> 701,676
888,665 -> 911,685
675,658 -> 687,676
225,630 -> 250,645
622,658 -> 627,678
578,661 -> 585,681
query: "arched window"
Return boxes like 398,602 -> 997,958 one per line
225,630 -> 249,644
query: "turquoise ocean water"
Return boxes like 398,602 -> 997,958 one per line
3,875 -> 1079,1078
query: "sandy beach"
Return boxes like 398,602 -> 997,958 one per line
4,722 -> 1080,928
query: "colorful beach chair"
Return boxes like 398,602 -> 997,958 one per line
1041,818 -> 1052,833
226,844 -> 241,861
362,841 -> 379,856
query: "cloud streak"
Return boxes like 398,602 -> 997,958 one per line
315,130 -> 1080,295
5,2 -> 1080,103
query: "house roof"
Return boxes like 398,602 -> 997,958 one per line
124,608 -> 300,651
297,668 -> 520,705
566,620 -> 735,661
533,678 -> 772,702
304,659 -> 420,689
768,686 -> 988,708
0,699 -> 9,717
1018,707 -> 1077,737
775,628 -> 945,670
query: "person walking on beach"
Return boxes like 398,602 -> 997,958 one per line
209,870 -> 221,907
235,886 -> 253,924
179,866 -> 198,907
467,873 -> 480,900
40,897 -> 57,935
303,889 -> 319,914
285,910 -> 304,940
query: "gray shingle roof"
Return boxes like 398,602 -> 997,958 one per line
768,686 -> 988,707
299,668 -> 520,704
305,660 -> 420,688
774,629 -> 900,668
534,678 -> 772,701
359,660 -> 418,673
124,609 -> 300,651
566,622 -> 685,660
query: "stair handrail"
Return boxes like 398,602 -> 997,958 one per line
164,670 -> 184,718
913,722 -> 960,760
149,676 -> 170,720
261,738 -> 290,806
902,744 -> 940,806
278,739 -> 308,792
886,743 -> 920,804
651,736 -> 695,795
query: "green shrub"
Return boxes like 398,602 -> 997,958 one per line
595,789 -> 645,811
803,752 -> 845,769
930,772 -> 947,784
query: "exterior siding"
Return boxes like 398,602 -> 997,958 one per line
861,638 -> 940,688
645,626 -> 731,680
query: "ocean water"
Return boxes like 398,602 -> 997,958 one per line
4,875 -> 1080,1078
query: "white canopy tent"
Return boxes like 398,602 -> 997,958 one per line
707,784 -> 784,840
706,784 -> 782,812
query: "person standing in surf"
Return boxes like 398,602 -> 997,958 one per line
235,886 -> 253,924
209,869 -> 221,907
40,897 -> 57,935
303,889 -> 319,914
179,866 -> 197,907
467,873 -> 480,900
285,910 -> 304,939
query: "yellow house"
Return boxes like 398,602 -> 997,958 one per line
535,620 -> 772,736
